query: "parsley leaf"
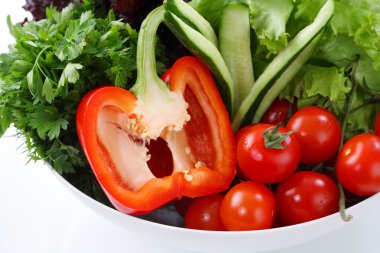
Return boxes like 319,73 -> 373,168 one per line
0,1 -> 167,204
0,4 -> 141,175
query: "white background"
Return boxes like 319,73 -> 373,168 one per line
1,1 -> 380,253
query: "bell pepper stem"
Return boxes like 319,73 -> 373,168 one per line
132,6 -> 167,95
128,6 -> 189,140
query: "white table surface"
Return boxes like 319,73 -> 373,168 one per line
1,1 -> 380,253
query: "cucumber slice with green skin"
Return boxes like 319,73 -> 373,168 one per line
165,0 -> 218,46
232,0 -> 334,131
252,34 -> 322,123
164,10 -> 235,115
219,2 -> 254,111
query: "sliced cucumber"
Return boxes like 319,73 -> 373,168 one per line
232,0 -> 334,131
252,34 -> 322,123
164,10 -> 235,115
219,2 -> 254,111
165,0 -> 218,46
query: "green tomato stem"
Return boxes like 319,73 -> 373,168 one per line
335,55 -> 360,222
338,181 -> 352,221
349,99 -> 380,115
339,55 -> 360,150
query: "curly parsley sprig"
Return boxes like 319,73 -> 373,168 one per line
0,3 -> 167,203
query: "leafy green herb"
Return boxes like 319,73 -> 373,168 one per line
0,3 -> 165,203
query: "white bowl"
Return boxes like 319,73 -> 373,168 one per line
50,167 -> 380,253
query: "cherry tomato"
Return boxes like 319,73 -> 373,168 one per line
287,106 -> 341,165
174,197 -> 193,217
220,181 -> 276,231
234,125 -> 256,180
237,124 -> 300,184
276,171 -> 339,225
235,125 -> 255,144
337,133 -> 380,196
375,112 -> 380,136
185,194 -> 225,231
261,99 -> 297,125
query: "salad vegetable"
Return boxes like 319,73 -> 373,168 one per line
164,3 -> 235,114
185,193 -> 225,231
77,6 -> 235,214
1,0 -> 380,231
219,2 -> 255,111
261,99 -> 297,125
287,106 -> 342,165
165,0 -> 218,46
276,171 -> 339,226
0,4 -> 144,202
337,134 -> 380,196
236,124 -> 300,184
220,181 -> 276,231
232,0 -> 334,130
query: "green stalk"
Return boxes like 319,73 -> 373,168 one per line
131,6 -> 167,97
165,0 -> 218,46
335,55 -> 361,222
232,0 -> 334,130
219,2 -> 254,112
128,6 -> 188,140
252,34 -> 321,123
164,10 -> 235,114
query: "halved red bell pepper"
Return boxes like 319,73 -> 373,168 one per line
76,6 -> 235,215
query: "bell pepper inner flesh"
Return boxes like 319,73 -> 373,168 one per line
164,130 -> 196,173
97,105 -> 155,191
183,87 -> 216,169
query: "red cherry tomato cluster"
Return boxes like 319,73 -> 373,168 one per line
182,104 -> 380,231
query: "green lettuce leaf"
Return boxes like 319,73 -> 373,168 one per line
314,36 -> 380,91
248,0 -> 294,54
346,86 -> 380,137
280,64 -> 349,104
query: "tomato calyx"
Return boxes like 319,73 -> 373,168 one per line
263,124 -> 296,150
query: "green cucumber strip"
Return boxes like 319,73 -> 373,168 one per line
164,0 -> 218,46
164,10 -> 235,115
252,34 -> 322,123
232,0 -> 334,131
219,2 -> 254,111
131,6 -> 167,95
